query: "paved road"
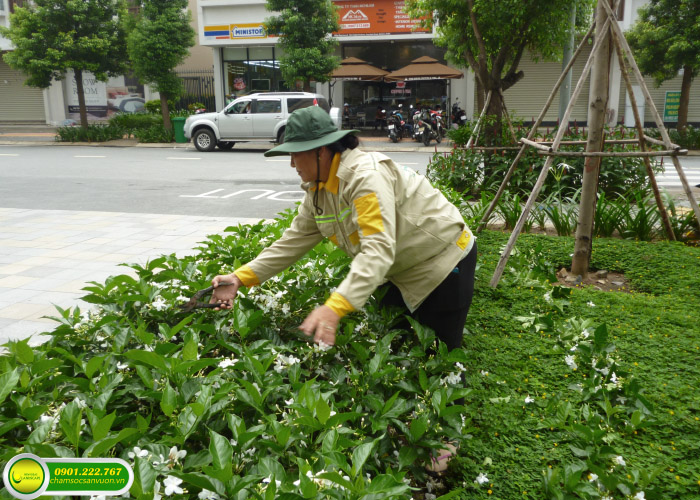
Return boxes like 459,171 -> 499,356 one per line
0,145 -> 435,219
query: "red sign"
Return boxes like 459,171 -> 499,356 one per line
334,0 -> 430,36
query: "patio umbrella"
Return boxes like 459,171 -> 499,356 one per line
330,57 -> 389,81
384,56 -> 464,81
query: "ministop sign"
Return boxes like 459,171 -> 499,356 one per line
663,91 -> 681,122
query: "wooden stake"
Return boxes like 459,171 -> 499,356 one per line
600,0 -> 700,229
489,13 -> 615,287
465,91 -> 492,149
537,149 -> 686,158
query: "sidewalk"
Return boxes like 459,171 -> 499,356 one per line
0,208 -> 261,346
0,123 -> 455,153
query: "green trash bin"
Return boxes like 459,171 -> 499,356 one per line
172,117 -> 187,143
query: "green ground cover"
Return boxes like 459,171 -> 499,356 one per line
0,210 -> 698,500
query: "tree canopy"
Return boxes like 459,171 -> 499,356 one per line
405,0 -> 594,131
265,0 -> 340,91
127,0 -> 195,131
0,0 -> 129,128
626,0 -> 700,131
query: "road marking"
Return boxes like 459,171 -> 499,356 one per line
0,153 -> 19,156
180,188 -> 304,201
74,155 -> 106,158
167,157 -> 202,160
180,189 -> 225,198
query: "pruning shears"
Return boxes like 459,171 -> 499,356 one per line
178,282 -> 233,313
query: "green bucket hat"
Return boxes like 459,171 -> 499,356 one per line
264,106 -> 359,157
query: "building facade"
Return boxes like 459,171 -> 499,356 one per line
196,0 -> 697,128
196,0 -> 473,120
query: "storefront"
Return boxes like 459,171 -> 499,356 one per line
197,0 -> 473,118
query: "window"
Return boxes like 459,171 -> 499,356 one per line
229,100 -> 251,114
255,99 -> 281,113
287,98 -> 330,113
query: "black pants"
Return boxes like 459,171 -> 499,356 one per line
379,243 -> 477,350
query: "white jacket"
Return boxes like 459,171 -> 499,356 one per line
234,148 -> 474,316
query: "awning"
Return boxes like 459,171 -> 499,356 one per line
330,57 -> 389,81
384,56 -> 464,82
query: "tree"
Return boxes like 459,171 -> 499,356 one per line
626,0 -> 700,133
0,0 -> 129,129
265,0 -> 340,91
404,0 -> 594,140
127,0 -> 195,131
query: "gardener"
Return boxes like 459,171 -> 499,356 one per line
210,105 -> 477,352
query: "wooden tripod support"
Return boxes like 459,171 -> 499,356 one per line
486,2 -> 699,288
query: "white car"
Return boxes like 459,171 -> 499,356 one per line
183,92 -> 341,152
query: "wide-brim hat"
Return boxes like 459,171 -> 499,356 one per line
264,106 -> 359,157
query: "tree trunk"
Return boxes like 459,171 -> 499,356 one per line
160,93 -> 172,131
677,65 -> 692,134
485,85 -> 504,145
74,68 -> 89,129
570,0 -> 612,278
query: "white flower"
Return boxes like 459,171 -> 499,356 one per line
168,446 -> 187,463
151,296 -> 168,311
285,398 -> 294,406
634,492 -> 646,500
198,488 -> 222,499
89,496 -> 107,500
613,455 -> 626,466
163,476 -> 184,496
218,358 -> 237,369
455,362 -> 466,372
424,494 -> 436,500
480,370 -> 489,376
128,447 -> 149,460
314,340 -> 333,352
261,477 -> 282,488
588,473 -> 598,482
154,479 -> 162,500
610,372 -> 619,384
587,301 -> 596,307
524,396 -> 535,404
116,362 -> 129,370
565,355 -> 577,370
475,473 -> 489,485
274,354 -> 300,373
444,372 -> 462,385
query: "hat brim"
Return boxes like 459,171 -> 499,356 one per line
264,129 -> 359,157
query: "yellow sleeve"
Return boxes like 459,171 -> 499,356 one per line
324,292 -> 355,318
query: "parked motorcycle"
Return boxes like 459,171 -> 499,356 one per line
417,107 -> 444,146
451,100 -> 468,128
387,105 -> 409,143
411,107 -> 423,142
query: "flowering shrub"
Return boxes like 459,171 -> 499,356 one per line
0,209 -> 472,499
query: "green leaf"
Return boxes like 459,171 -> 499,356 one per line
12,340 -> 34,364
91,411 -> 116,442
85,355 -> 104,378
182,338 -> 198,362
398,446 -> 418,469
124,349 -> 169,373
208,429 -> 233,479
59,401 -> 82,448
132,456 -> 157,497
160,382 -> 177,417
86,428 -> 139,457
351,440 -> 377,478
315,398 -> 331,425
409,416 -> 428,442
0,368 -> 19,404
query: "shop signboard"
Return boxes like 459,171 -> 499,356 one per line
663,91 -> 680,122
334,0 -> 430,36
204,23 -> 269,41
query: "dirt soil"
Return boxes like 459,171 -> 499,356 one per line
555,268 -> 632,293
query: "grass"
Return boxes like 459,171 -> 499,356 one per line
448,231 -> 700,499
